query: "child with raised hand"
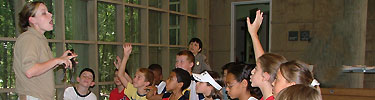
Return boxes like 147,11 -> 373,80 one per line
162,68 -> 191,100
275,84 -> 322,100
109,56 -> 132,100
226,63 -> 262,100
64,68 -> 97,100
271,60 -> 318,97
247,10 -> 287,100
193,71 -> 224,100
117,43 -> 154,100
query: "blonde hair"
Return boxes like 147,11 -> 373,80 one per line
19,1 -> 45,32
276,84 -> 322,100
258,53 -> 287,83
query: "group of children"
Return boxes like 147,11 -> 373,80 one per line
62,10 -> 322,100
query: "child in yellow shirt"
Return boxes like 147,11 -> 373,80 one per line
117,43 -> 154,100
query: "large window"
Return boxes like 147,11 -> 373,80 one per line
0,0 -> 208,100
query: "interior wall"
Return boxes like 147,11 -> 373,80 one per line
366,0 -> 375,66
209,0 -> 369,84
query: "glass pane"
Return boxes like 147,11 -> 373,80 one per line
65,0 -> 88,40
0,42 -> 15,89
98,2 -> 116,42
149,47 -> 162,65
149,0 -> 162,8
188,0 -> 197,15
149,11 -> 162,44
0,0 -> 16,37
169,0 -> 180,12
26,0 -> 55,39
125,7 -> 141,43
98,44 -> 118,82
0,92 -> 18,100
169,14 -> 180,45
99,84 -> 116,100
126,46 -> 141,77
188,17 -> 197,41
124,0 -> 140,4
169,48 -> 183,71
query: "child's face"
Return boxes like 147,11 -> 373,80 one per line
133,71 -> 149,88
272,69 -> 294,96
189,42 -> 201,55
152,70 -> 162,85
225,73 -> 241,99
175,55 -> 193,71
166,72 -> 179,91
250,62 -> 263,87
114,71 -> 122,86
196,82 -> 211,94
77,71 -> 95,87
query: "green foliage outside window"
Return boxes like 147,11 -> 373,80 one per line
125,7 -> 141,43
98,2 -> 116,42
65,0 -> 88,40
124,0 -> 139,4
0,42 -> 16,100
98,44 -> 118,82
0,0 -> 16,37
99,84 -> 116,100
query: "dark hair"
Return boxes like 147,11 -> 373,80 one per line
204,71 -> 224,99
19,1 -> 45,32
222,62 -> 237,74
189,38 -> 203,53
258,53 -> 287,83
148,64 -> 162,75
138,68 -> 154,86
172,68 -> 191,91
276,84 -> 321,100
177,50 -> 195,64
79,68 -> 95,81
279,60 -> 314,85
227,63 -> 262,99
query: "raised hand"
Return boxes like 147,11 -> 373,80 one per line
123,43 -> 132,58
114,56 -> 122,69
246,10 -> 263,36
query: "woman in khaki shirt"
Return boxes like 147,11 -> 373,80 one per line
13,1 -> 77,100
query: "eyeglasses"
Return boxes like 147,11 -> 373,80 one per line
226,82 -> 239,89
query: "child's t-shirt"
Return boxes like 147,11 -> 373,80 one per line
109,88 -> 129,100
63,87 -> 97,100
124,83 -> 147,100
260,96 -> 274,100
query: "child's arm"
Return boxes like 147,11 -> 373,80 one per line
117,43 -> 132,88
114,56 -> 133,84
246,10 -> 264,61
